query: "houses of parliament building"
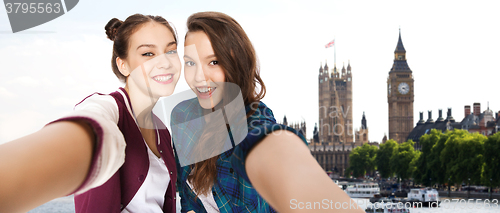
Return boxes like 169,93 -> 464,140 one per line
304,30 -> 414,177
307,61 -> 371,177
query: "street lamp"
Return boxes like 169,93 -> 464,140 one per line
490,178 -> 493,200
448,177 -> 451,197
468,178 -> 471,199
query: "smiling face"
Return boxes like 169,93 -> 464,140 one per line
117,22 -> 181,99
184,31 -> 226,109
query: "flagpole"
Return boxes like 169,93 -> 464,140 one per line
334,37 -> 336,68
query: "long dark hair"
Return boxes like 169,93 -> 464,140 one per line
105,14 -> 177,82
186,11 -> 266,197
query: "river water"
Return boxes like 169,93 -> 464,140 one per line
28,196 -> 499,212
354,198 -> 499,213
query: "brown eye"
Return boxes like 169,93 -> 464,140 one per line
209,60 -> 218,65
142,52 -> 154,56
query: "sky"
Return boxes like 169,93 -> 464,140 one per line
1,0 -> 499,144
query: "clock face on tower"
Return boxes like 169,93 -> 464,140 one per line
398,82 -> 409,95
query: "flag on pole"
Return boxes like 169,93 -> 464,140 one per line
325,39 -> 334,48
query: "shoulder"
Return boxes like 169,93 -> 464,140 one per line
76,93 -> 117,108
245,101 -> 276,125
74,91 -> 121,124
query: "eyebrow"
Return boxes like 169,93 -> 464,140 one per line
137,44 -> 156,50
205,54 -> 216,60
183,53 -> 216,60
136,41 -> 176,50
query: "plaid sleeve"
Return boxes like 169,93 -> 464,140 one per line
230,102 -> 307,184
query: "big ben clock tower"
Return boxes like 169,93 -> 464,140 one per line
388,29 -> 414,144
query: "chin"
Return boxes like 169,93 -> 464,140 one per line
197,99 -> 214,109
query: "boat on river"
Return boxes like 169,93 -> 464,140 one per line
403,188 -> 440,207
344,182 -> 380,198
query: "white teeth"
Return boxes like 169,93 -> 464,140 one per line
196,87 -> 213,93
153,75 -> 172,82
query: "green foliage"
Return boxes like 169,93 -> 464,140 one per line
347,143 -> 377,178
390,140 -> 417,182
376,139 -> 397,178
413,129 -> 441,185
409,150 -> 421,178
345,129 -> 497,189
428,129 -> 451,185
441,130 -> 486,186
482,132 -> 500,187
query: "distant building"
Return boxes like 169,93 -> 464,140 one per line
407,102 -> 500,150
309,123 -> 353,177
281,115 -> 306,139
318,61 -> 353,144
407,108 -> 459,150
387,29 -> 414,144
461,103 -> 497,136
354,112 -> 369,145
310,112 -> 377,177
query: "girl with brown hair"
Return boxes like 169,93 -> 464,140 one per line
175,11 -> 363,213
0,14 -> 181,213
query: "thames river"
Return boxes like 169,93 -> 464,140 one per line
28,196 -> 499,212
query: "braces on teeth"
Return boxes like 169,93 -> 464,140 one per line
197,87 -> 213,93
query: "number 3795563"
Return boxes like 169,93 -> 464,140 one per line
5,3 -> 61,14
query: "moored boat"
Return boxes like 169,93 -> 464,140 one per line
404,188 -> 440,207
344,182 -> 380,198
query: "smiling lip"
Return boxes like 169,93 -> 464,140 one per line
195,86 -> 216,99
152,74 -> 174,85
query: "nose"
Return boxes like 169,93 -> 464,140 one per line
194,64 -> 208,83
156,53 -> 172,70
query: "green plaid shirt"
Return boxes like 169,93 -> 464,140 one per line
173,99 -> 307,213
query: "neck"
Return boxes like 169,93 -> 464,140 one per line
202,99 -> 225,123
124,84 -> 158,130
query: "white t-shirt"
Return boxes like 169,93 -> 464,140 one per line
122,135 -> 171,212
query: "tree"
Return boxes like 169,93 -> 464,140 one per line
428,130 -> 451,186
413,129 -> 441,186
409,150 -> 421,185
441,130 -> 486,187
390,140 -> 417,183
376,139 -> 397,179
482,132 -> 500,187
347,144 -> 377,178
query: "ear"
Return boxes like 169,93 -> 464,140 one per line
116,57 -> 130,77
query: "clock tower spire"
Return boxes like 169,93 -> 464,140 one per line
387,29 -> 414,144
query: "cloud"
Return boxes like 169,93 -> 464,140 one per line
0,87 -> 16,98
7,76 -> 44,87
0,110 -> 47,143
